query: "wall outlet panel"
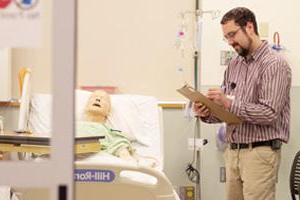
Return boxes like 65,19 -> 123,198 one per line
179,186 -> 195,200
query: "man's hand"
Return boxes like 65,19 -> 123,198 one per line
207,88 -> 232,109
193,102 -> 210,117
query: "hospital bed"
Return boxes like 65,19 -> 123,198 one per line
32,90 -> 179,199
0,70 -> 179,200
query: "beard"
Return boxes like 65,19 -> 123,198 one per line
232,44 -> 249,57
232,34 -> 252,57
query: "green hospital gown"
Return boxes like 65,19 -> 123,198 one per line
76,121 -> 133,156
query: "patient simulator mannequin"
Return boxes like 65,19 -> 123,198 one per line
76,90 -> 135,161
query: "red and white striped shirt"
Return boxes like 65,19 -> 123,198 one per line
204,41 -> 291,143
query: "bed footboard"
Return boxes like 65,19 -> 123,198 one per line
75,162 -> 179,200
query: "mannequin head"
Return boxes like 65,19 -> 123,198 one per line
84,90 -> 111,123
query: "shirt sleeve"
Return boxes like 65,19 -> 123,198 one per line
230,60 -> 291,125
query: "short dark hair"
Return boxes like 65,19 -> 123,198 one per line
220,7 -> 259,35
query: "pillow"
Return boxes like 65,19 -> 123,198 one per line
75,89 -> 92,120
29,90 -> 92,134
107,94 -> 159,147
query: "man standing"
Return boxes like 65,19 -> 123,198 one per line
193,7 -> 291,200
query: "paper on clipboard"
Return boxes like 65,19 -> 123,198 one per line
177,84 -> 241,124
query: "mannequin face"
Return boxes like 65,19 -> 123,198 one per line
85,90 -> 111,117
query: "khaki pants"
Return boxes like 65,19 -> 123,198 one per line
224,146 -> 281,200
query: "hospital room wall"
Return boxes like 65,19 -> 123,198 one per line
76,0 -> 196,100
11,0 -> 52,98
10,0 -> 194,100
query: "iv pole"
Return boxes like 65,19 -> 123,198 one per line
194,0 -> 202,199
176,1 -> 219,199
193,1 -> 220,199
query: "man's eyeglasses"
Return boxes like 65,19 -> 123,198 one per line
223,27 -> 242,42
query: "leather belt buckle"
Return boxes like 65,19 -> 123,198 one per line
230,143 -> 250,149
230,143 -> 241,149
230,143 -> 237,149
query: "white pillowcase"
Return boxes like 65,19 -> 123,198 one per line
107,94 -> 159,147
75,89 -> 92,120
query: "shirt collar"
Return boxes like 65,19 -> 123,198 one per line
251,40 -> 268,61
240,40 -> 268,63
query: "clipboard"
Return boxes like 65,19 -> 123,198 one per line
177,84 -> 241,124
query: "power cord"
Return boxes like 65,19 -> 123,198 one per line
185,118 -> 208,184
185,163 -> 200,184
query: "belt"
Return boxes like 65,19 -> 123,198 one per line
230,140 -> 276,150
